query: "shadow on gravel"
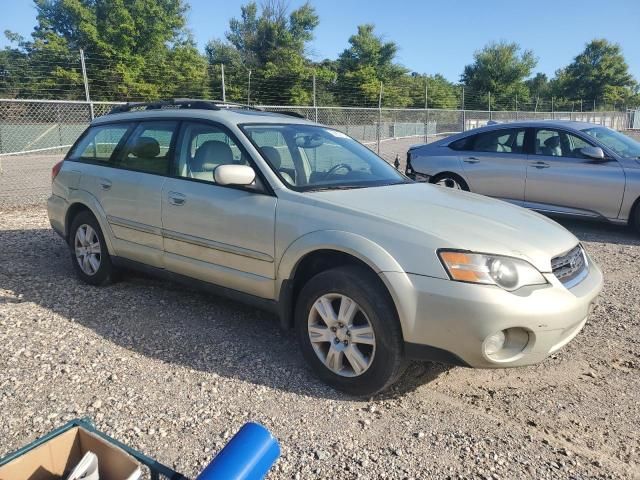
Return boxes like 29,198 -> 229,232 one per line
553,217 -> 640,246
0,227 -> 447,400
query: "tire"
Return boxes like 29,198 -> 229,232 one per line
632,202 -> 640,235
430,172 -> 469,191
69,210 -> 116,286
295,265 -> 406,396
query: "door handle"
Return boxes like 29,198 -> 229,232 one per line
531,161 -> 550,169
168,191 -> 186,206
464,157 -> 480,164
98,178 -> 112,190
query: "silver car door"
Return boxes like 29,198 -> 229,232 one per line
161,121 -> 277,299
458,127 -> 527,204
524,128 -> 625,220
93,121 -> 176,268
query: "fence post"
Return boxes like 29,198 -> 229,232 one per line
79,48 -> 94,120
461,86 -> 465,132
551,97 -> 555,119
221,64 -> 226,102
377,81 -> 383,154
423,77 -> 429,141
247,70 -> 252,105
56,104 -> 63,148
515,93 -> 518,120
488,92 -> 492,121
313,73 -> 318,123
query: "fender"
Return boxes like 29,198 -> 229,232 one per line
65,189 -> 117,256
275,230 -> 418,336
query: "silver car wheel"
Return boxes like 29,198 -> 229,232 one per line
307,293 -> 376,377
74,224 -> 101,276
436,176 -> 462,189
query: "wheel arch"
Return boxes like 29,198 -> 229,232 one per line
430,171 -> 470,190
63,192 -> 115,254
276,231 -> 406,331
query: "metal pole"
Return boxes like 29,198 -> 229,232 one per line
79,48 -> 94,119
552,97 -> 555,119
221,64 -> 226,102
425,77 -> 429,141
515,93 -> 518,120
535,96 -> 539,113
247,69 -> 252,105
461,86 -> 465,132
313,72 -> 318,123
377,81 -> 383,154
488,92 -> 492,121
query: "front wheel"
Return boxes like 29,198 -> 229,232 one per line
295,266 -> 406,396
430,173 -> 469,191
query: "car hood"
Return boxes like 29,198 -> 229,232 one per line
308,182 -> 579,272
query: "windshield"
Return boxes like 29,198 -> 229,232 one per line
582,126 -> 640,159
242,124 -> 408,191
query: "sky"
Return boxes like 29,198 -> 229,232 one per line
2,0 -> 639,83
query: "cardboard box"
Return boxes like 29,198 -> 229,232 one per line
0,427 -> 141,480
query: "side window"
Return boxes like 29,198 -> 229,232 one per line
535,129 -> 562,156
117,121 -> 177,175
564,132 -> 594,158
472,129 -> 526,154
535,129 -> 595,158
449,136 -> 472,151
67,124 -> 131,164
176,122 -> 247,183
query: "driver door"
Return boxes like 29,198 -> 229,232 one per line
524,128 -> 625,220
161,121 -> 277,299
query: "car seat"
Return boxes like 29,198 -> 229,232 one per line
190,140 -> 233,181
260,146 -> 295,184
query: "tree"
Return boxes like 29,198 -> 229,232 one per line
461,41 -> 536,109
206,1 -> 322,105
335,24 -> 409,107
5,0 -> 209,100
554,39 -> 638,106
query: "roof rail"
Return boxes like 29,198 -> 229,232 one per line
108,98 -> 263,114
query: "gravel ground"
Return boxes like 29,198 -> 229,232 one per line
0,206 -> 639,479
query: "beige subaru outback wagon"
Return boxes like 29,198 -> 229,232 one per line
48,99 -> 603,396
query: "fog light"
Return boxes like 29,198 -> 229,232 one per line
484,330 -> 506,355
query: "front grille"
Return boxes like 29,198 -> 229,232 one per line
551,245 -> 588,287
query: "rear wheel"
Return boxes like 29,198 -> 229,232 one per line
430,172 -> 469,191
632,200 -> 640,235
69,211 -> 116,286
295,266 -> 406,396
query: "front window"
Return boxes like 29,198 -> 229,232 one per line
582,126 -> 640,159
242,124 -> 407,191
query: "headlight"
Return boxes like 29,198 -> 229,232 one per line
438,250 -> 547,291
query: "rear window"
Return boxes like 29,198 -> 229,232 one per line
67,124 -> 132,163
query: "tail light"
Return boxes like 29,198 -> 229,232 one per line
51,160 -> 64,182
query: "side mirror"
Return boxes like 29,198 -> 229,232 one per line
580,146 -> 606,160
214,164 -> 256,186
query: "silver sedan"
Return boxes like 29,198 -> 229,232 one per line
406,120 -> 640,233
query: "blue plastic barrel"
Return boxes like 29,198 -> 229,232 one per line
196,422 -> 280,480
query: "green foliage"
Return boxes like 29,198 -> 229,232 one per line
2,0 -> 209,100
461,41 -> 537,109
554,39 -> 638,106
206,0 -> 319,105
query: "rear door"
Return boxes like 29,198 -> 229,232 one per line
160,121 -> 277,299
458,127 -> 528,204
95,120 -> 177,267
524,128 -> 625,220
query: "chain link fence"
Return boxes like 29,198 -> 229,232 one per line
0,98 -> 633,208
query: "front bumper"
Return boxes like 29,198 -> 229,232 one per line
382,256 -> 603,368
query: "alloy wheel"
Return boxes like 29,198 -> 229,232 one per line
307,293 -> 376,377
74,224 -> 101,276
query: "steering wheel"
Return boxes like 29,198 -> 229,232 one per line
325,163 -> 353,177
